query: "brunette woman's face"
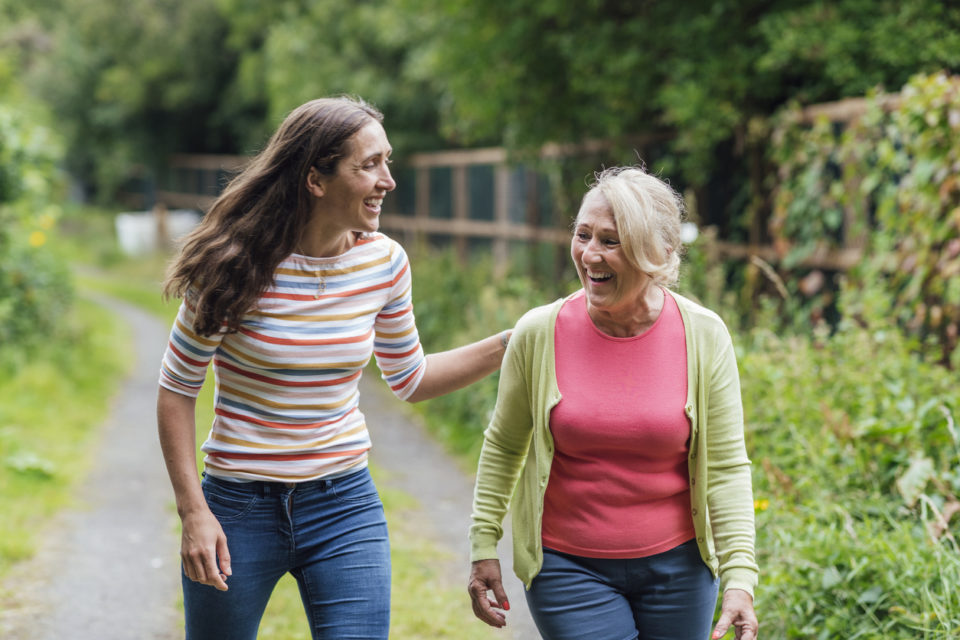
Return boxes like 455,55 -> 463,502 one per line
310,120 -> 396,234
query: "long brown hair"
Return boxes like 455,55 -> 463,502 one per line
163,96 -> 383,336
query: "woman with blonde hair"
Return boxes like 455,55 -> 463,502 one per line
467,166 -> 759,640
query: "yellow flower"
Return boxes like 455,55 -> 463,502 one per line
29,231 -> 47,247
754,498 -> 770,512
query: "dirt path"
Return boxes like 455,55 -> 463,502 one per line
0,294 -> 181,640
0,294 -> 539,639
362,375 -> 540,639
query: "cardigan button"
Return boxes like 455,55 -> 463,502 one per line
691,508 -> 698,516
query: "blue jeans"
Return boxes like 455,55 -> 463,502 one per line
183,468 -> 390,640
525,540 -> 719,640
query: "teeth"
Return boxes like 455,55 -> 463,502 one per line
364,198 -> 383,208
586,270 -> 613,280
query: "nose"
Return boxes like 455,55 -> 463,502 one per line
380,164 -> 396,192
582,237 -> 604,263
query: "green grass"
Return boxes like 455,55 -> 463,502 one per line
0,297 -> 129,575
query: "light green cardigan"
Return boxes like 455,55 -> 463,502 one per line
469,289 -> 758,595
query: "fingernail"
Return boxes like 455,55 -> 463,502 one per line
503,600 -> 510,611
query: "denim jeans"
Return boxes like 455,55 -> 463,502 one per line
525,540 -> 719,640
183,468 -> 390,640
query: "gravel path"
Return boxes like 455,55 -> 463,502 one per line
363,375 -> 540,639
1,293 -> 539,639
0,294 -> 181,640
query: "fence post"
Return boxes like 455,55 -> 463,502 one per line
493,166 -> 511,276
453,165 -> 469,262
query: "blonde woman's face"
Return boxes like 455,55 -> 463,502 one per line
571,193 -> 652,317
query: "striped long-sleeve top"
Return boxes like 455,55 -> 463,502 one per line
159,233 -> 426,482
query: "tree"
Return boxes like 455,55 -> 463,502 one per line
418,0 -> 960,190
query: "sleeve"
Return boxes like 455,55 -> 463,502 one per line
373,242 -> 426,401
158,295 -> 226,397
705,324 -> 759,595
469,323 -> 534,561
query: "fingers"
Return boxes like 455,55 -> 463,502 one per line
469,591 -> 507,628
713,589 -> 758,640
468,559 -> 509,628
216,534 -> 232,579
736,616 -> 759,640
182,544 -> 230,591
468,576 -> 507,627
180,514 -> 231,591
712,610 -> 733,639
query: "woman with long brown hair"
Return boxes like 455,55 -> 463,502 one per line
157,96 -> 510,639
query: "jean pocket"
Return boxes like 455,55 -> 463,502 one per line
331,471 -> 381,505
203,481 -> 258,522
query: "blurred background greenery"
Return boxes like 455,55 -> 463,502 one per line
2,1 -> 960,638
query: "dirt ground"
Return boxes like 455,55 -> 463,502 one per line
0,294 -> 538,639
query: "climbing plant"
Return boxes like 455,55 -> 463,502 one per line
769,72 -> 960,366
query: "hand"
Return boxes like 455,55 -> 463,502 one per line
180,508 -> 232,591
468,559 -> 510,628
712,588 -> 758,639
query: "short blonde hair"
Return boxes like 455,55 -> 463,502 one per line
577,166 -> 685,287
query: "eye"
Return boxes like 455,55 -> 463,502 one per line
575,232 -> 590,241
604,238 -> 620,247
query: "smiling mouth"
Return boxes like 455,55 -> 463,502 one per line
586,269 -> 613,283
364,197 -> 383,212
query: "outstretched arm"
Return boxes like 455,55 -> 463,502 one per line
406,331 -> 510,403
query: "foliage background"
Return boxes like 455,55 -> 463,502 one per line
2,0 -> 960,637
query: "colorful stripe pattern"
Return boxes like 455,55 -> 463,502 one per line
159,233 -> 426,481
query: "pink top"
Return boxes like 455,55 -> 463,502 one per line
541,289 -> 696,558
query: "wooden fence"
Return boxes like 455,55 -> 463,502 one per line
146,95 -> 899,272
156,146 -> 578,271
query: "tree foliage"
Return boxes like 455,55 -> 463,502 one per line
2,0 -> 960,210
216,0 -> 445,155
14,0 -> 241,197
420,0 -> 960,186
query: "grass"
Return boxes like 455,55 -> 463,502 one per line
0,297 -> 129,576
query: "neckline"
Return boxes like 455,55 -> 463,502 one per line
576,288 -> 671,342
290,233 -> 374,264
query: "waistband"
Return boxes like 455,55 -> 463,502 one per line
203,466 -> 367,496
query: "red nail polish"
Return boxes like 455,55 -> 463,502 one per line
503,600 -> 510,611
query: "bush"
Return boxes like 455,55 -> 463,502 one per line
409,248 -> 565,460
742,320 -> 960,638
0,77 -> 72,365
0,244 -> 72,363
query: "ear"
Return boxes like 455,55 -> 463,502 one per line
306,167 -> 325,198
